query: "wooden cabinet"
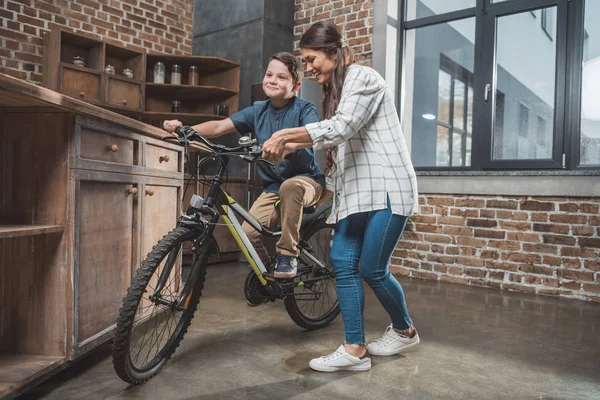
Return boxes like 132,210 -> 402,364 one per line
0,73 -> 183,399
105,76 -> 144,111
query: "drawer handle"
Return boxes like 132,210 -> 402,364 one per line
107,144 -> 118,152
159,155 -> 170,163
122,99 -> 127,105
127,187 -> 138,196
79,91 -> 85,97
146,188 -> 155,196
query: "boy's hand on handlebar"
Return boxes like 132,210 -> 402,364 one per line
163,120 -> 183,136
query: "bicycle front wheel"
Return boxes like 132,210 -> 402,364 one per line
112,226 -> 207,384
285,219 -> 340,330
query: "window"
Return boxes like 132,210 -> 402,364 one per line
400,0 -> 596,171
541,8 -> 554,40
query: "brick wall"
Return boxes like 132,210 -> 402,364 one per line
294,0 -> 373,65
391,195 -> 600,302
0,0 -> 194,83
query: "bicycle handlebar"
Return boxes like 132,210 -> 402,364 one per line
162,126 -> 274,168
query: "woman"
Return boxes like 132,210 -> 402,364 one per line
262,21 -> 419,372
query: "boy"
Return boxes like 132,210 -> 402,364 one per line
163,52 -> 325,280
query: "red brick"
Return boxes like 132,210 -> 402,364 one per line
479,209 -> 495,218
543,235 -> 576,246
579,238 -> 600,248
438,216 -> 465,226
562,258 -> 582,269
448,266 -> 463,275
450,208 -> 479,217
550,214 -> 588,224
488,240 -> 520,250
533,223 -> 569,234
433,264 -> 448,273
507,232 -> 541,243
582,283 -> 600,293
530,213 -> 549,222
590,216 -> 600,226
390,266 -> 411,276
559,203 -> 579,212
500,221 -> 532,231
581,203 -> 599,214
411,270 -> 438,280
412,215 -> 436,223
543,255 -> 562,266
521,201 -> 555,211
457,237 -> 487,247
503,253 -> 542,264
522,243 -> 558,255
423,234 -> 452,244
485,261 -> 518,271
420,206 -> 434,214
456,257 -> 485,267
584,260 -> 600,271
426,254 -> 455,264
442,226 -> 473,236
560,281 -> 581,291
467,218 -> 497,228
561,246 -> 598,258
496,210 -> 528,220
464,268 -> 486,278
481,250 -> 499,259
557,269 -> 594,281
489,271 -> 505,280
474,229 -> 505,239
455,199 -> 485,208
428,197 -> 455,206
431,244 -> 444,254
486,200 -> 518,209
573,226 -> 594,236
460,247 -> 477,256
520,264 -> 553,275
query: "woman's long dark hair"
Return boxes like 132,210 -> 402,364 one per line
299,20 -> 354,175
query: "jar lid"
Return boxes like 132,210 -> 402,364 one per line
189,65 -> 198,71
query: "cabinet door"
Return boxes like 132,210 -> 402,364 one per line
141,184 -> 179,261
106,77 -> 143,111
75,180 -> 137,354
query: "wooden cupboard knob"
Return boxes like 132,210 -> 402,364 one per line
107,144 -> 118,152
128,187 -> 138,196
146,188 -> 155,196
79,91 -> 85,97
159,155 -> 170,163
122,99 -> 127,105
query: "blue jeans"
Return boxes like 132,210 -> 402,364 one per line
330,201 -> 412,344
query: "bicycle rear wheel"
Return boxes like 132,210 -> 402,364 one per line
112,226 -> 207,384
284,219 -> 340,330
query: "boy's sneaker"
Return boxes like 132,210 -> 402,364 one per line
309,345 -> 371,372
366,324 -> 420,356
273,254 -> 297,278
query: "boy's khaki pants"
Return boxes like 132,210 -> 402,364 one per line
241,176 -> 323,265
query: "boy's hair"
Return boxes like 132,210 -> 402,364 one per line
270,52 -> 304,84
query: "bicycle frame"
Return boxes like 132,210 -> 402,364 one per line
169,156 -> 332,309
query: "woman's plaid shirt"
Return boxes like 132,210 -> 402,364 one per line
306,64 -> 418,224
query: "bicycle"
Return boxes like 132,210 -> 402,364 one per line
112,126 -> 340,384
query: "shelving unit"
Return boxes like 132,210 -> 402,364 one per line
43,29 -> 240,128
0,225 -> 64,239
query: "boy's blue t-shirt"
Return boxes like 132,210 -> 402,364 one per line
229,96 -> 325,193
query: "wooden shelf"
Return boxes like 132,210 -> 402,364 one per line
0,354 -> 64,398
59,62 -> 101,75
145,83 -> 237,100
0,225 -> 64,239
142,112 -> 226,124
145,55 -> 238,74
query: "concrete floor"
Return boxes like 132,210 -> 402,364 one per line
18,262 -> 600,400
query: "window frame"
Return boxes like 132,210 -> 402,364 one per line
398,0 -> 597,172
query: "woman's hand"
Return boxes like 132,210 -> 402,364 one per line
262,133 -> 287,165
163,119 -> 182,136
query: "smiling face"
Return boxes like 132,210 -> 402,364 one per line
300,48 -> 337,85
262,59 -> 300,100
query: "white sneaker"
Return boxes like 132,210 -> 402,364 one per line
309,345 -> 371,372
366,325 -> 420,356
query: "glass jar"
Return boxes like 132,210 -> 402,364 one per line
153,62 -> 165,83
170,64 -> 182,85
73,56 -> 85,67
171,100 -> 181,113
188,65 -> 199,86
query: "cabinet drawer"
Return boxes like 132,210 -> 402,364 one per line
80,128 -> 136,165
62,67 -> 101,102
106,78 -> 142,110
146,143 -> 178,173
